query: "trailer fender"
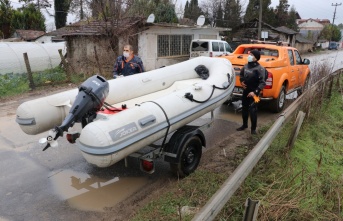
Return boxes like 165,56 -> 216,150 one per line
164,125 -> 205,164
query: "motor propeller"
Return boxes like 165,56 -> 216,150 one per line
39,128 -> 59,151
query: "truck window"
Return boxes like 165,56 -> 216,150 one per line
287,49 -> 294,66
212,42 -> 219,52
294,50 -> 302,65
219,42 -> 224,52
191,42 -> 208,51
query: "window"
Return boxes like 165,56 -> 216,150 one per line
294,50 -> 302,65
158,35 -> 169,57
157,35 -> 193,57
224,43 -> 232,53
288,49 -> 294,65
191,41 -> 209,51
212,42 -> 219,52
219,42 -> 225,52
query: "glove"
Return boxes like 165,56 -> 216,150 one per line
253,95 -> 260,103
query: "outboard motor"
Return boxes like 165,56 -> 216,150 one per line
41,75 -> 109,151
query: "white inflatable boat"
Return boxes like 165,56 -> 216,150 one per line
16,57 -> 235,171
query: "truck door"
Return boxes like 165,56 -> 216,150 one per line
294,50 -> 304,86
287,49 -> 299,88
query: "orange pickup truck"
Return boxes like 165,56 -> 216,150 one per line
223,43 -> 311,112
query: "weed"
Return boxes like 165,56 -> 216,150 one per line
0,67 -> 87,99
130,76 -> 343,221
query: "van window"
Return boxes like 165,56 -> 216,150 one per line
219,42 -> 224,52
224,43 -> 232,53
191,42 -> 209,51
212,42 -> 219,52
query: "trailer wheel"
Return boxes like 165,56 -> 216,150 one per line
170,136 -> 202,177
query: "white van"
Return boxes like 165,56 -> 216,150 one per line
190,39 -> 233,59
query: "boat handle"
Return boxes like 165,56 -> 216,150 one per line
16,117 -> 36,125
139,115 -> 156,127
142,78 -> 152,83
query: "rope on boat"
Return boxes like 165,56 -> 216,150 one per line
184,84 -> 230,103
141,101 -> 171,155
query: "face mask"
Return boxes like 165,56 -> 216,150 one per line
123,51 -> 130,58
247,55 -> 254,62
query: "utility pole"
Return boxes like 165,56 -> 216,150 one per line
330,3 -> 342,42
258,0 -> 262,40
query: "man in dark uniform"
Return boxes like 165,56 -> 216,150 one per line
236,49 -> 266,134
113,44 -> 145,78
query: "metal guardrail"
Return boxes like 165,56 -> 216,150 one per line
192,68 -> 343,221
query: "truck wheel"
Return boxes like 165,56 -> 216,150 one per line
297,75 -> 310,96
170,136 -> 202,177
270,85 -> 286,113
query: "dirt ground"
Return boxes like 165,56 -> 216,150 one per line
1,84 -> 254,221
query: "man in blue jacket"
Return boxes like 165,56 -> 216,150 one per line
113,44 -> 145,78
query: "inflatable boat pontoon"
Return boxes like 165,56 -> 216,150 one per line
16,57 -> 235,175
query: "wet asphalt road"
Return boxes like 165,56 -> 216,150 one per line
0,97 -> 279,221
0,50 -> 342,221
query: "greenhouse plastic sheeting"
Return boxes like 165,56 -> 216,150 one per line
0,42 -> 66,75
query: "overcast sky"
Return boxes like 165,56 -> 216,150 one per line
175,0 -> 343,25
10,0 -> 343,31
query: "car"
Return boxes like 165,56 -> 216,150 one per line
328,42 -> 338,50
190,39 -> 233,59
222,41 -> 311,113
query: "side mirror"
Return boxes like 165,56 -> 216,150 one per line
303,58 -> 310,65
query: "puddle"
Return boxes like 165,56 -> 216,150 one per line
49,169 -> 148,212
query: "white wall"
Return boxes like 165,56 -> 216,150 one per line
138,26 -> 222,71
298,20 -> 324,31
35,36 -> 53,43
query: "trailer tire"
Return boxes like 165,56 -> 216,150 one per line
170,136 -> 202,178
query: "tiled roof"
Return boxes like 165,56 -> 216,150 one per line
297,18 -> 331,25
295,34 -> 313,44
62,17 -> 145,37
275,26 -> 298,35
15,30 -> 45,41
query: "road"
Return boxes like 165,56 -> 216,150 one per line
0,88 -> 281,221
0,49 -> 342,221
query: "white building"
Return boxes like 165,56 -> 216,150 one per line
137,23 -> 229,71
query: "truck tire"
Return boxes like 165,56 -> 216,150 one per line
270,85 -> 286,113
297,75 -> 310,96
170,136 -> 202,177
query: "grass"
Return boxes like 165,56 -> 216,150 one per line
130,76 -> 343,221
0,67 -> 87,99
131,170 -> 227,221
218,78 -> 343,220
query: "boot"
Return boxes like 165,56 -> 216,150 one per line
236,125 -> 248,131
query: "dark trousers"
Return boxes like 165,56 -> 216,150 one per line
241,90 -> 257,130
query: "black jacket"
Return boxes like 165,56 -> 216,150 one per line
239,61 -> 266,95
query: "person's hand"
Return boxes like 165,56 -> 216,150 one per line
247,91 -> 255,97
241,81 -> 247,89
